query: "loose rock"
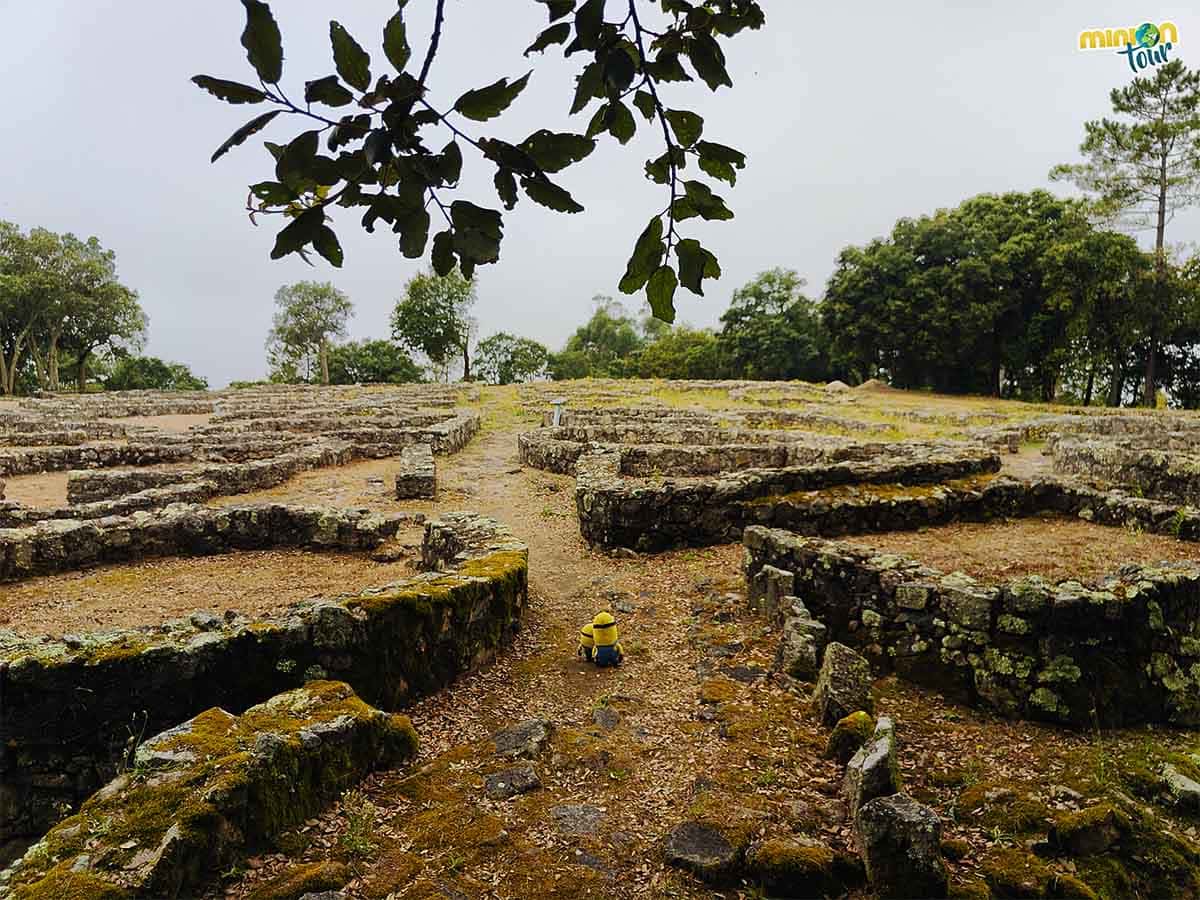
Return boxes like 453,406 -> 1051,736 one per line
484,765 -> 541,801
857,794 -> 948,899
664,821 -> 741,886
812,641 -> 874,726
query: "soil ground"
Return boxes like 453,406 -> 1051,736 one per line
843,516 -> 1200,584
0,546 -> 425,635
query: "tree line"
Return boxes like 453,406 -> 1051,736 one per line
0,222 -> 208,395
260,264 -> 828,388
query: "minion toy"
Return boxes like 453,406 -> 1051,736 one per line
591,611 -> 624,667
577,622 -> 595,662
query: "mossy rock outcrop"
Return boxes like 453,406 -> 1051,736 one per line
0,681 -> 417,899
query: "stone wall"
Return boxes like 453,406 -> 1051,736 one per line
0,511 -> 527,843
65,439 -> 356,506
0,443 -> 194,478
395,443 -> 436,499
0,502 -> 414,582
0,483 -> 218,529
738,474 -> 1200,541
744,525 -> 1200,729
575,447 -> 1001,552
0,681 -> 417,899
1053,439 -> 1200,504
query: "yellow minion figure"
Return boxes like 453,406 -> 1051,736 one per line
591,611 -> 623,667
577,622 -> 595,662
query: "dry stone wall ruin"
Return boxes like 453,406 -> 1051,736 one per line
0,509 -> 527,845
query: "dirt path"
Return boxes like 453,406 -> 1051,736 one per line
219,418 -> 821,898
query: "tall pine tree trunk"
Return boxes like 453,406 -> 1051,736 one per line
1144,156 -> 1170,407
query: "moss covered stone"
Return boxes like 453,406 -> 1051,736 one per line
746,837 -> 855,897
245,861 -> 351,900
981,848 -> 1099,899
825,710 -> 875,764
955,781 -> 1050,834
2,681 -> 417,900
1049,804 -> 1131,856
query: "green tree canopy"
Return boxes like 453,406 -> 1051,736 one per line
475,332 -> 550,384
1052,60 -> 1200,404
0,223 -> 146,395
265,280 -> 353,385
105,356 -> 209,392
326,339 -> 423,385
636,325 -> 722,379
391,269 -> 476,380
550,297 -> 643,379
717,268 -> 828,382
822,192 -> 1096,398
193,0 -> 765,322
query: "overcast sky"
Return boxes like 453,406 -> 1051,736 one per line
3,1 -> 1199,386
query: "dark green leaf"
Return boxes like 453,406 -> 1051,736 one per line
698,155 -> 735,185
494,169 -> 519,210
570,62 -> 604,114
453,228 -> 501,265
683,180 -> 734,220
364,130 -> 392,166
330,21 -> 372,92
454,71 -> 532,122
309,155 -> 342,186
240,0 -> 283,84
249,180 -> 295,205
210,110 -> 280,163
535,0 -> 575,21
526,22 -> 571,56
520,176 -> 584,213
313,225 -> 344,267
672,195 -> 699,221
646,265 -> 678,322
686,33 -> 732,90
383,11 -> 411,72
574,0 -> 606,48
398,207 -> 430,258
585,104 -> 610,139
450,201 -> 503,238
270,207 -> 325,259
645,51 -> 690,83
192,75 -> 268,104
604,47 -> 637,93
664,109 -> 703,147
304,75 -> 354,107
633,90 -> 656,121
478,138 -> 538,175
695,140 -> 746,167
275,129 -> 319,187
519,130 -> 595,173
431,229 -> 456,276
675,238 -> 721,295
619,216 -> 664,294
437,141 -> 464,185
608,101 -> 636,144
